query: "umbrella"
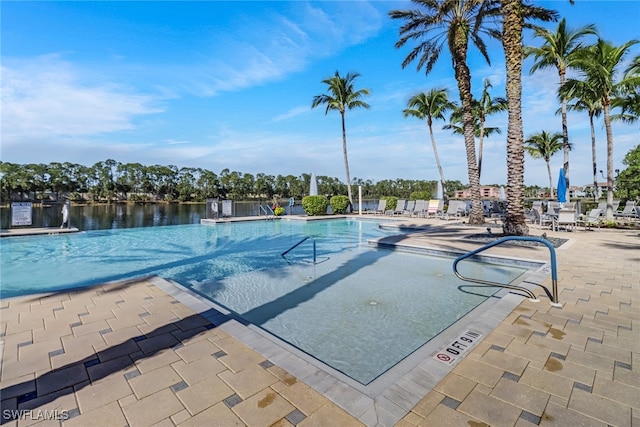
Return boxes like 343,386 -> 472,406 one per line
309,173 -> 318,196
499,186 -> 506,201
557,168 -> 567,204
436,180 -> 443,200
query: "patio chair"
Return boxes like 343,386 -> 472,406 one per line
412,199 -> 426,217
614,200 -> 637,218
424,199 -> 440,218
531,207 -> 553,229
577,208 -> 603,231
441,200 -> 465,220
386,199 -> 405,216
546,201 -> 560,216
554,209 -> 577,232
372,199 -> 386,215
402,200 -> 416,216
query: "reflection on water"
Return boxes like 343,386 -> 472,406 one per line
0,203 -> 207,231
1,200 -> 382,231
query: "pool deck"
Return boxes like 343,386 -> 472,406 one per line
1,216 -> 638,426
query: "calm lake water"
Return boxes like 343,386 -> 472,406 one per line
1,200 -> 381,231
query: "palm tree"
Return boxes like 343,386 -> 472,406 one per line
566,38 -> 639,220
524,131 -> 566,199
562,80 -> 603,201
526,18 -> 597,200
500,0 -> 556,236
403,88 -> 457,199
390,0 -> 502,225
312,71 -> 370,205
476,79 -> 508,179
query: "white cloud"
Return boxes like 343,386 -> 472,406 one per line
1,55 -> 163,143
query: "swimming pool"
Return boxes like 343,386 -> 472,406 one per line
1,219 -> 530,384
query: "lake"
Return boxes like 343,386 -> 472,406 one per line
1,200 -> 381,231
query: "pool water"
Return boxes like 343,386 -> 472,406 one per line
1,219 -> 529,384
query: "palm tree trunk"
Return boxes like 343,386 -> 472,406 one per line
341,111 -> 353,205
478,121 -> 485,181
589,112 -> 598,202
546,159 -> 553,200
560,70 -> 570,201
603,101 -> 614,220
452,44 -> 483,225
428,121 -> 447,199
501,0 -> 529,236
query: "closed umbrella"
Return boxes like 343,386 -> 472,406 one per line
309,173 -> 318,196
557,168 -> 567,205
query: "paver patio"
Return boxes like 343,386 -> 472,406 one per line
1,218 -> 638,426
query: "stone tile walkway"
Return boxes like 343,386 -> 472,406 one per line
1,219 -> 638,426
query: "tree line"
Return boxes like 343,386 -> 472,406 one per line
0,159 -> 470,203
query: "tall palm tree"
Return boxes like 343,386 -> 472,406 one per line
444,80 -> 507,180
312,71 -> 370,205
525,18 -> 597,200
567,38 -> 639,220
403,88 -> 457,199
562,81 -> 603,201
389,0 -> 502,225
524,130 -> 566,199
476,79 -> 508,179
500,0 -> 556,236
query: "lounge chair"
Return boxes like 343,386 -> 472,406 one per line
554,209 -> 577,232
386,199 -> 405,216
441,200 -> 465,220
577,208 -> 603,231
402,200 -> 416,216
531,207 -> 553,229
412,200 -> 427,217
614,201 -> 637,218
424,199 -> 440,218
546,201 -> 560,216
372,199 -> 386,215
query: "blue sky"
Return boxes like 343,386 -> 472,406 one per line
2,1 -> 639,188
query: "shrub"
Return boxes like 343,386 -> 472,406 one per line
330,195 -> 350,214
302,195 -> 329,216
274,206 -> 285,216
383,196 -> 398,212
410,190 -> 431,201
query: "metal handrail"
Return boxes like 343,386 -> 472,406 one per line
281,236 -> 317,264
259,205 -> 275,218
452,236 -> 561,307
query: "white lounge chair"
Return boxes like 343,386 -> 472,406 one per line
577,208 -> 603,231
554,209 -> 577,232
402,200 -> 416,216
614,201 -> 637,218
424,199 -> 440,218
531,207 -> 553,229
386,199 -> 405,216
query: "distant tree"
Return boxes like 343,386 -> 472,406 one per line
562,80 -> 602,201
312,71 -> 370,205
403,88 -> 456,200
524,130 -> 567,199
475,79 -> 508,179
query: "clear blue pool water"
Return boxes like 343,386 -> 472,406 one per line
1,219 -> 529,384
